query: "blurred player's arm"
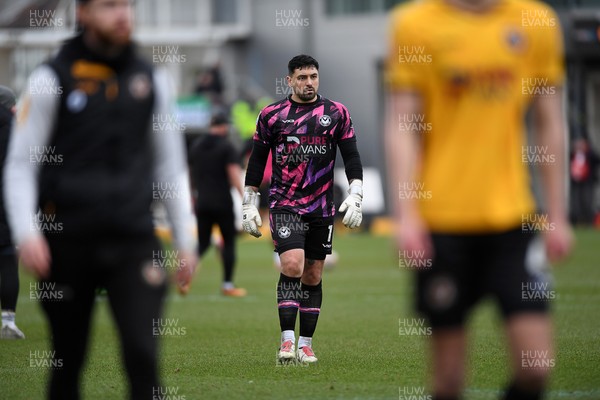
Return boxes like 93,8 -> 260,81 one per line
384,8 -> 432,256
151,68 -> 198,291
530,10 -> 573,262
186,140 -> 197,193
385,92 -> 420,222
4,66 -> 58,279
532,91 -> 573,262
385,91 -> 432,256
227,163 -> 243,198
226,142 -> 244,198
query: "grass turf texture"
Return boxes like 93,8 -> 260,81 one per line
0,229 -> 599,399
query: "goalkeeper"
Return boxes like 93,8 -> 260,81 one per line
242,55 -> 363,364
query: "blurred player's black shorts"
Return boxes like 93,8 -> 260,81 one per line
416,227 -> 551,328
269,209 -> 334,260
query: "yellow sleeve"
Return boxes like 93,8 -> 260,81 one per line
529,6 -> 565,86
385,6 -> 430,92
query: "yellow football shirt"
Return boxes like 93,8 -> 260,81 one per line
386,0 -> 564,233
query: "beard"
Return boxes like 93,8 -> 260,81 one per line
294,88 -> 317,102
94,24 -> 131,48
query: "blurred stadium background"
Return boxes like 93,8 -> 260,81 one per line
1,1 -> 600,399
2,0 -> 600,227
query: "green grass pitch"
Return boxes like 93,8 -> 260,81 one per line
0,229 -> 599,399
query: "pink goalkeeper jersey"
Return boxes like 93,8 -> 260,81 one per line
253,95 -> 356,217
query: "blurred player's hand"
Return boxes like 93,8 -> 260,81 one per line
339,180 -> 363,229
242,187 -> 262,238
18,235 -> 51,280
543,218 -> 574,263
176,251 -> 198,295
396,214 -> 433,261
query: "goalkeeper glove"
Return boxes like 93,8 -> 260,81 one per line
338,179 -> 363,229
242,187 -> 262,238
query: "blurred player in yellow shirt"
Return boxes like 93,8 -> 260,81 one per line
385,0 -> 573,399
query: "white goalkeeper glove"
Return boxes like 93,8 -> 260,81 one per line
338,179 -> 363,229
242,187 -> 262,238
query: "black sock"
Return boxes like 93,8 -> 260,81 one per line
299,280 -> 322,340
221,242 -> 235,283
433,396 -> 459,400
277,273 -> 301,332
503,382 -> 543,400
0,253 -> 19,311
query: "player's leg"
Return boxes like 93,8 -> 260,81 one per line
276,248 -> 304,360
296,258 -> 323,363
416,233 -> 479,398
296,216 -> 331,363
431,328 -> 467,400
216,209 -> 246,296
0,248 -> 25,339
104,238 -> 167,400
503,314 -> 552,400
271,210 -> 307,361
196,209 -> 214,258
489,231 -> 552,400
41,239 -> 97,400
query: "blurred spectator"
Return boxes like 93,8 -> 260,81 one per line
188,113 -> 246,297
231,97 -> 256,141
570,137 -> 600,225
194,63 -> 224,107
0,85 -> 24,340
233,96 -> 273,143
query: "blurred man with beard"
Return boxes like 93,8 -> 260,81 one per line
4,0 -> 197,398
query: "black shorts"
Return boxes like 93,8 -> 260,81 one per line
416,228 -> 552,329
269,209 -> 334,260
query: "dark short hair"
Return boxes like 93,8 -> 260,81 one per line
288,55 -> 319,76
210,112 -> 229,127
0,86 -> 16,110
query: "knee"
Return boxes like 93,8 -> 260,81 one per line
302,261 -> 323,286
280,253 -> 303,277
